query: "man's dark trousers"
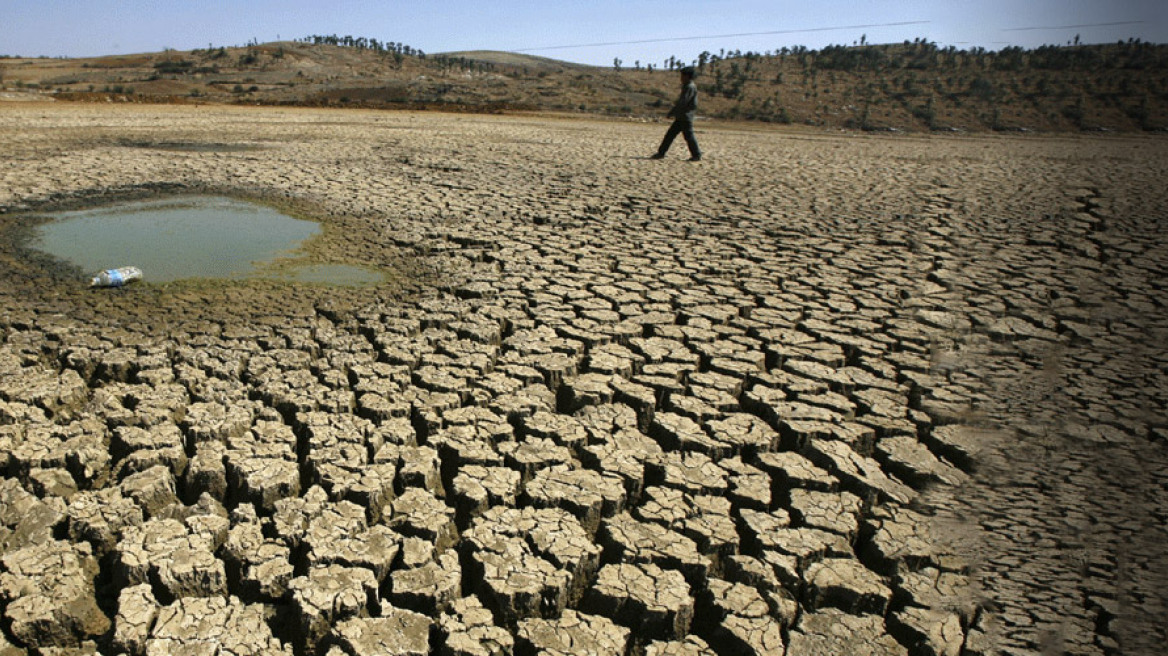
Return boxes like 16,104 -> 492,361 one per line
656,119 -> 701,159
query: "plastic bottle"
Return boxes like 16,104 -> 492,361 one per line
90,266 -> 143,288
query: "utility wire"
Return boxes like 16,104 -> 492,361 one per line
1002,20 -> 1143,32
514,21 -> 931,52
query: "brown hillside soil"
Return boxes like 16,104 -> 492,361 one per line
0,103 -> 1165,655
3,40 -> 1165,132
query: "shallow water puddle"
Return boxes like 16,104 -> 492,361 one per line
32,195 -> 383,286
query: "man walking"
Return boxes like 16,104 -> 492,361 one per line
651,66 -> 701,161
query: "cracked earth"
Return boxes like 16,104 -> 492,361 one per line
0,103 -> 1165,656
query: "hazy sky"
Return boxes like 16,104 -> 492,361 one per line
2,0 -> 1163,66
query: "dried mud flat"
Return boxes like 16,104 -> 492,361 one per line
0,103 -> 1165,656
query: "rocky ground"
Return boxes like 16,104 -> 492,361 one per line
0,103 -> 1165,656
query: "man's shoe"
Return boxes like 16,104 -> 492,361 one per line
649,153 -> 665,159
688,156 -> 702,162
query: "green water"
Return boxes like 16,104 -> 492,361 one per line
32,196 -> 383,286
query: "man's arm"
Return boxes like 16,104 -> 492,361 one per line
669,84 -> 697,119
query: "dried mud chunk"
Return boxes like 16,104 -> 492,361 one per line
306,441 -> 369,495
649,411 -> 730,458
437,595 -> 515,656
0,540 -> 109,648
119,465 -> 180,519
468,538 -> 571,627
0,478 -> 64,553
112,424 -> 188,479
464,506 -> 600,613
579,419 -> 663,492
787,608 -> 907,656
700,578 -> 771,623
272,485 -> 330,551
289,565 -> 379,652
498,437 -> 575,482
145,595 -> 291,655
112,583 -> 158,656
584,562 -> 693,641
788,488 -> 864,540
635,487 -> 738,564
578,441 -> 647,505
388,551 -> 462,614
609,376 -> 657,430
645,451 -> 728,497
391,488 -> 458,551
518,410 -> 589,452
183,441 -> 228,503
599,512 -> 709,587
222,521 -> 294,602
226,452 -> 300,514
304,502 -> 400,582
644,635 -> 717,656
803,438 -> 914,506
888,606 -> 965,656
525,352 -> 579,392
753,450 -> 838,492
584,343 -> 643,378
3,424 -> 66,477
10,418 -> 111,489
124,383 -> 191,428
488,383 -> 556,420
374,444 -> 440,495
720,456 -> 772,511
724,555 -> 781,594
757,526 -> 853,568
443,406 -> 514,442
451,465 -> 521,526
575,403 -> 641,438
688,383 -> 740,414
331,608 -> 432,656
804,558 -> 893,616
66,488 -> 144,556
860,505 -> 943,575
717,614 -> 787,656
663,393 -> 722,423
558,373 -> 616,414
430,425 -> 506,474
27,467 -> 77,500
462,499 -> 602,616
334,462 -> 398,524
0,367 -> 87,419
525,465 -> 626,535
373,416 -> 418,447
181,401 -> 253,444
524,508 -> 602,602
874,435 -> 967,488
517,609 -> 631,656
893,567 -> 977,622
637,374 -> 687,401
706,413 -> 782,457
357,392 -> 409,424
115,518 -> 226,601
920,424 -> 992,472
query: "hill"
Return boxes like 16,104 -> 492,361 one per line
2,38 -> 1165,132
435,50 -> 592,71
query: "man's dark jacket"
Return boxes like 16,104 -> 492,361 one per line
668,80 -> 698,123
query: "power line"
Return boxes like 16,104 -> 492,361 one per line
1002,20 -> 1144,32
513,21 -> 931,53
